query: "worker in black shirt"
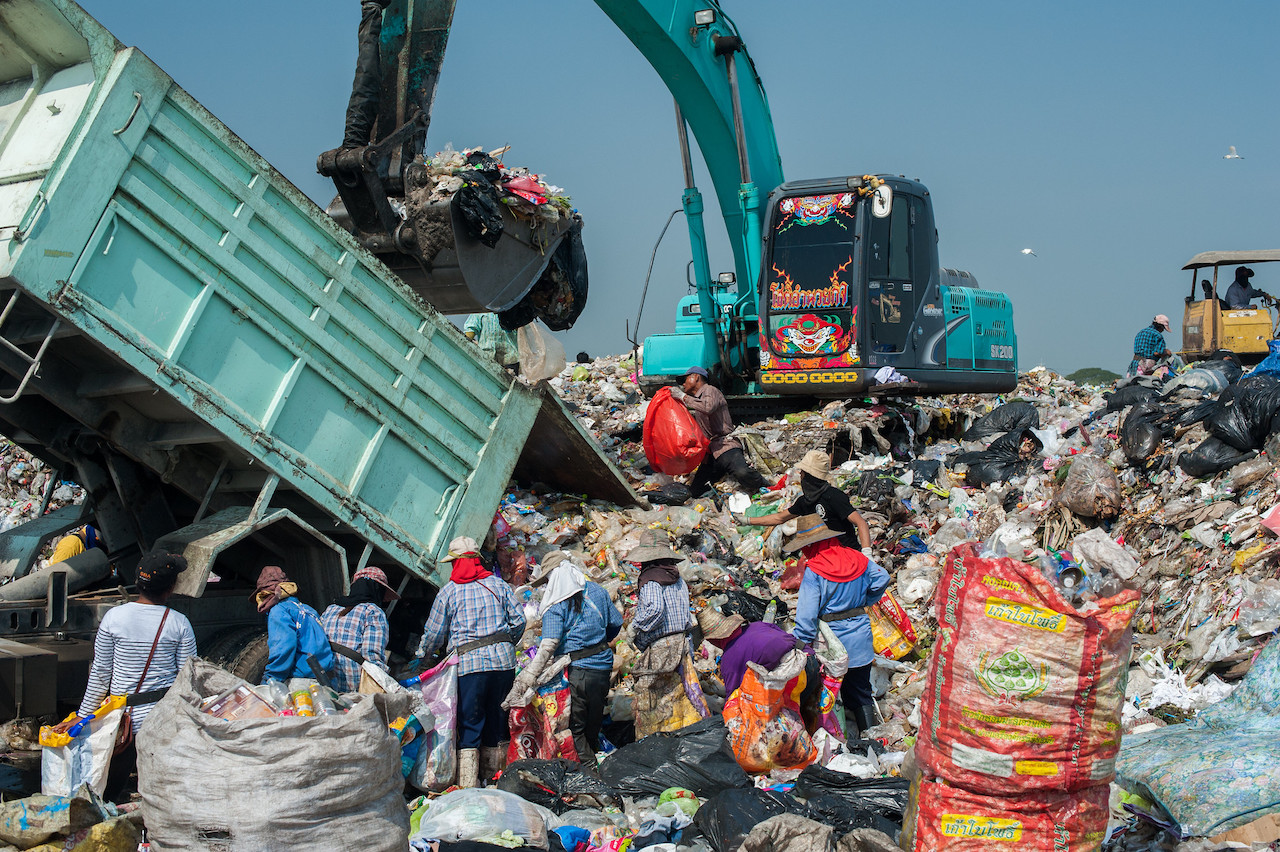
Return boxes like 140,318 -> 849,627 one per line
740,450 -> 873,553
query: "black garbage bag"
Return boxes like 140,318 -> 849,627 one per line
454,174 -> 504,248
720,590 -> 789,623
495,759 -> 621,814
1104,384 -> 1162,412
962,401 -> 1039,442
1206,375 -> 1280,450
599,718 -> 749,798
1178,437 -> 1257,478
649,483 -> 692,506
1190,358 -> 1244,385
694,788 -> 813,852
792,766 -> 911,830
1177,398 -> 1220,427
956,428 -> 1041,487
464,149 -> 503,182
909,458 -> 942,486
1120,401 -> 1169,464
856,472 -> 896,509
501,219 -> 588,332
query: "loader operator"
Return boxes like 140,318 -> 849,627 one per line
1224,266 -> 1269,309
670,366 -> 769,496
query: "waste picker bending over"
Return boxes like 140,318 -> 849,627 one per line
502,551 -> 623,764
417,536 -> 526,788
670,366 -> 768,495
628,530 -> 709,737
256,565 -> 335,684
787,516 -> 890,742
745,449 -> 872,552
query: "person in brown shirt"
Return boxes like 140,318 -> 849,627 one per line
670,366 -> 769,496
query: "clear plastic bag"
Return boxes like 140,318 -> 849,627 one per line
411,788 -> 557,847
518,321 -> 567,382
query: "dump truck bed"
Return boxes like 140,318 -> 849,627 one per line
0,0 -> 636,588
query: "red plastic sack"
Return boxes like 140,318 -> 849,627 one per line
915,544 -> 1137,795
643,387 -> 709,475
902,776 -> 1109,852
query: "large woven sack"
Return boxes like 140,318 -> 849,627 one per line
901,775 -> 1109,851
915,544 -> 1137,795
137,660 -> 409,851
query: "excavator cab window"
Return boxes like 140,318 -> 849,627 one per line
868,196 -> 920,354
762,193 -> 857,361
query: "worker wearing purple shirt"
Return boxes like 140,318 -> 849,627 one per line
699,609 -> 798,697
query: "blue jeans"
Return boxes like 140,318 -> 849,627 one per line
456,669 -> 515,749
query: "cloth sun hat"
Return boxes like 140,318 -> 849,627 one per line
627,528 -> 684,563
1153,314 -> 1171,331
530,550 -> 575,585
697,607 -> 745,642
683,366 -> 709,378
536,552 -> 589,614
783,514 -> 842,553
795,449 -> 834,483
440,536 -> 479,563
352,565 -> 400,600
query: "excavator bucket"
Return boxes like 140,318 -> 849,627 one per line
319,0 -> 587,329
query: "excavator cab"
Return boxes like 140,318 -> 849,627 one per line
1180,251 -> 1280,363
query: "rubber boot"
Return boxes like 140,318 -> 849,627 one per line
457,748 -> 479,789
854,704 -> 880,735
480,744 -> 508,784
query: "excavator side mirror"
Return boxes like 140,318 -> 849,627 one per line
871,184 -> 893,218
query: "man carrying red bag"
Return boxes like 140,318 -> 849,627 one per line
671,366 -> 768,496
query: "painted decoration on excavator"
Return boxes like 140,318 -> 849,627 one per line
762,194 -> 859,373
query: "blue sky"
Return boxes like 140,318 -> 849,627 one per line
83,0 -> 1280,376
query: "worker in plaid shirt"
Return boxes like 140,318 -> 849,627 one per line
416,536 -> 526,788
320,565 -> 399,693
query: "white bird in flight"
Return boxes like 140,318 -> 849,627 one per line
1021,248 -> 1037,257
1224,146 -> 1244,160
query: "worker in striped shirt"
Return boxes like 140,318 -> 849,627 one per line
416,536 -> 526,788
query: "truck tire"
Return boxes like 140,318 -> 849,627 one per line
201,626 -> 264,667
213,631 -> 270,685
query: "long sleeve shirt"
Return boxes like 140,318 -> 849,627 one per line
682,384 -> 741,458
79,602 -> 197,733
264,597 -> 333,683
1132,325 -> 1168,359
321,602 -> 390,693
793,559 -> 891,668
464,313 -> 520,367
541,581 -> 623,672
633,578 -> 691,650
417,575 -> 526,676
1225,280 -> 1267,309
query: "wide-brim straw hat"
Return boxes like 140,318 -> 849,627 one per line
795,449 -> 834,483
783,514 -> 842,553
627,529 -> 683,563
697,608 -> 746,641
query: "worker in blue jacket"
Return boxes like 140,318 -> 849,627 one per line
787,515 -> 890,741
254,565 -> 335,683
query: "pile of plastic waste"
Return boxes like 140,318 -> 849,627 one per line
0,440 -> 84,537
447,352 -> 1280,850
419,144 -> 575,225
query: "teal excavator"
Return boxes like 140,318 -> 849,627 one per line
323,1 -> 1018,398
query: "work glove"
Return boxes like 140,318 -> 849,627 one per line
500,638 -> 558,710
861,546 -> 874,557
669,386 -> 687,402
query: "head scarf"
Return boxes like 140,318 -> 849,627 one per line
801,538 -> 868,582
637,559 -> 681,588
334,577 -> 385,612
540,554 -> 587,615
254,565 -> 297,614
800,470 -> 829,501
449,556 -> 489,585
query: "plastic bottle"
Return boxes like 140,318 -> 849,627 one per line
309,683 -> 337,716
763,600 -> 778,624
288,679 -> 315,717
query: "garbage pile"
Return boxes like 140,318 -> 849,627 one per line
0,440 -> 85,561
417,144 -> 574,226
465,353 -> 1280,849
